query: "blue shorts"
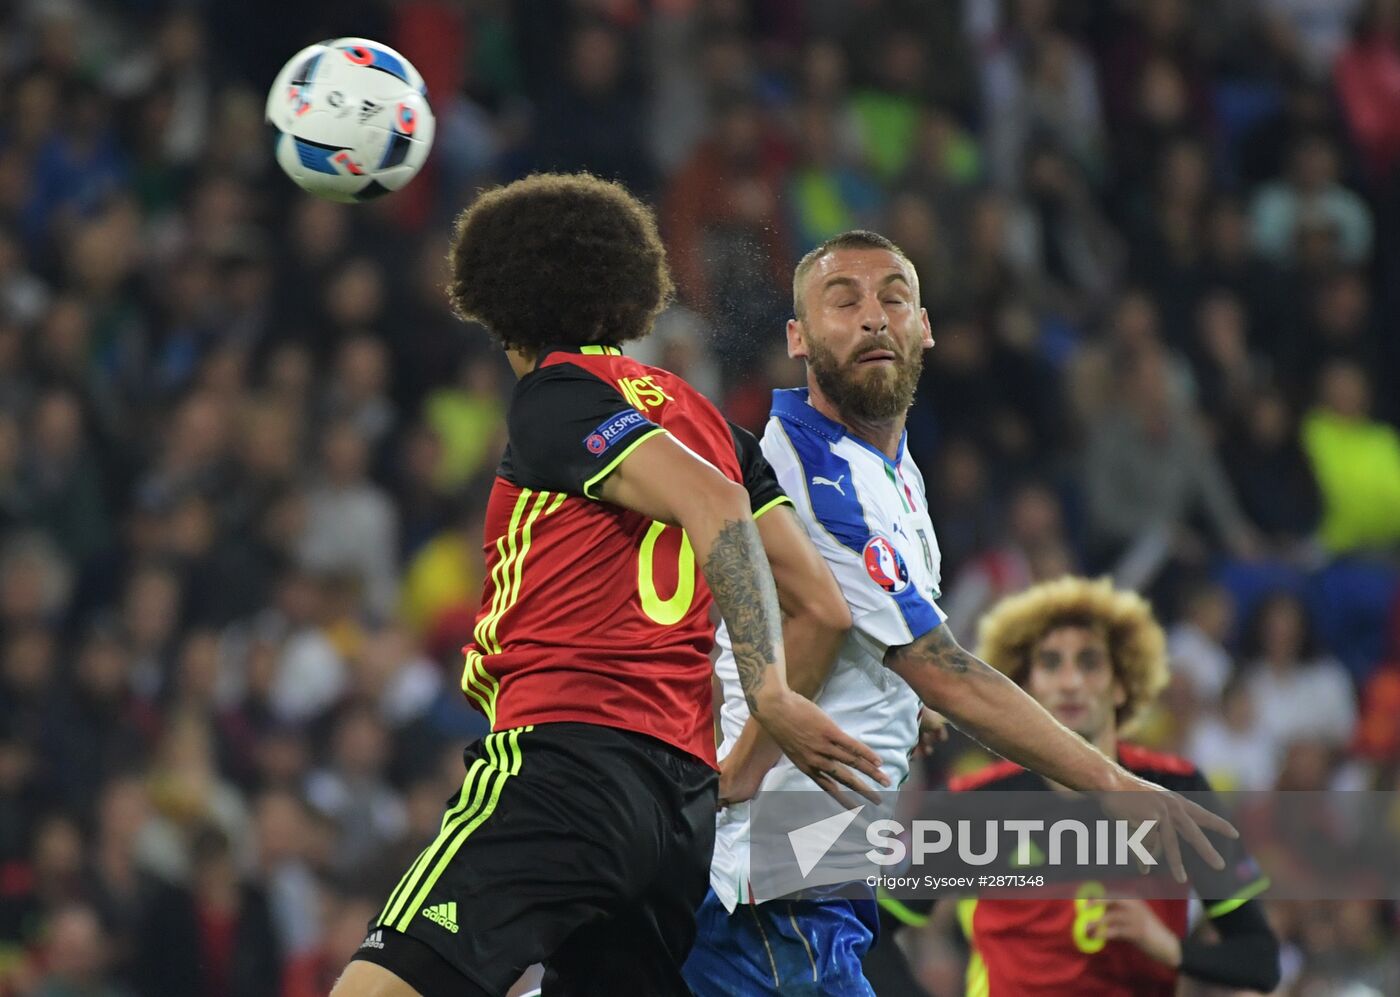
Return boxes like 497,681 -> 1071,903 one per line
682,888 -> 877,996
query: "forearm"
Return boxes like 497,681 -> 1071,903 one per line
688,499 -> 787,714
885,627 -> 1125,793
724,608 -> 847,779
1179,902 -> 1281,992
1179,934 -> 1279,991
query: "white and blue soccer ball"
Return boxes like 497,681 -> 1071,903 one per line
265,38 -> 435,202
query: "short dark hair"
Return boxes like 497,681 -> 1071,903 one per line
447,173 -> 674,353
792,230 -> 917,320
1241,590 -> 1321,662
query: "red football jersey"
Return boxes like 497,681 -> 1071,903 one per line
460,345 -> 787,767
949,746 -> 1266,996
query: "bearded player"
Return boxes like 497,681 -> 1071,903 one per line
333,175 -> 890,997
925,577 -> 1280,995
683,232 -> 1240,996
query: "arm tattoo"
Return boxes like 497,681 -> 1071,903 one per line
702,517 -> 782,711
885,624 -> 993,678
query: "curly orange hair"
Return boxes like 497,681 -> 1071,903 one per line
974,576 -> 1169,733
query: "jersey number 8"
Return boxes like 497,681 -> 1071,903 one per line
1072,880 -> 1107,954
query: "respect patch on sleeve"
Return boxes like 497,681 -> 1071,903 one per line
582,408 -> 650,457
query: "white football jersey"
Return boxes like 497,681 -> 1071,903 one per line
709,388 -> 946,910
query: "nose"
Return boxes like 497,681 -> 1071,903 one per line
858,294 -> 888,334
1057,664 -> 1086,693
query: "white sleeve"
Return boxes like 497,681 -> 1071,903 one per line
763,422 -> 945,654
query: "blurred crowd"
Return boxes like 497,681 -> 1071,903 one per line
0,0 -> 1399,994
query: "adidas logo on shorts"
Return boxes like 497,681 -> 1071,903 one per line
359,929 -> 385,950
422,901 -> 459,933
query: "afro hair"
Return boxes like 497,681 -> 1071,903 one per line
974,576 -> 1170,734
447,172 -> 673,354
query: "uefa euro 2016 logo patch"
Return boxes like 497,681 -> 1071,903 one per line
863,535 -> 910,593
583,408 -> 649,457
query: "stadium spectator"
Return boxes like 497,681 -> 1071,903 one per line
784,100 -> 882,252
662,94 -> 790,371
943,479 -> 1076,637
323,334 -> 396,454
1301,359 -> 1400,554
982,18 -> 1104,191
1242,592 -> 1358,763
297,422 -> 399,619
281,888 -> 378,997
1300,269 -> 1390,412
304,703 -> 405,877
47,627 -> 146,814
421,354 -> 505,494
528,22 -> 653,196
1186,674 -> 1280,791
1335,0 -> 1400,187
1222,387 -> 1322,551
1188,289 -> 1267,432
1017,144 -> 1125,319
1167,580 -> 1237,701
1260,0 -> 1368,81
1251,132 -> 1374,266
0,1 -> 1393,990
30,903 -> 132,997
136,824 -> 280,997
1084,344 -> 1259,568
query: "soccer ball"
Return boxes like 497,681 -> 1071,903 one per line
265,38 -> 435,203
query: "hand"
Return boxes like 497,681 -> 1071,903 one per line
753,688 -> 890,803
717,751 -> 769,808
1088,899 -> 1182,967
915,708 -> 949,757
1096,772 -> 1238,884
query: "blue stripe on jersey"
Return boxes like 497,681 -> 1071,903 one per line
773,415 -> 941,638
772,388 -> 907,467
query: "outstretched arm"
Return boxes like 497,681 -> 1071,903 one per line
885,625 -> 1236,881
885,625 -> 1122,793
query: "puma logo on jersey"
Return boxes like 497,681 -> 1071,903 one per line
811,474 -> 845,495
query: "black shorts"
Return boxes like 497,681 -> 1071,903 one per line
352,722 -> 718,996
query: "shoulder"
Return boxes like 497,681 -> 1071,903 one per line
767,423 -> 875,554
948,759 -> 1027,792
1117,743 -> 1204,788
767,414 -> 845,474
514,355 -> 615,395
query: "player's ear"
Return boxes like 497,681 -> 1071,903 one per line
920,308 -> 935,349
786,318 -> 808,360
1111,679 -> 1127,709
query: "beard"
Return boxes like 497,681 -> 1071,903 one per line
806,333 -> 923,422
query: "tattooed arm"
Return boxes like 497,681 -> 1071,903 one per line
715,505 -> 852,805
887,626 -> 1237,880
885,625 -> 1126,792
598,432 -> 886,795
